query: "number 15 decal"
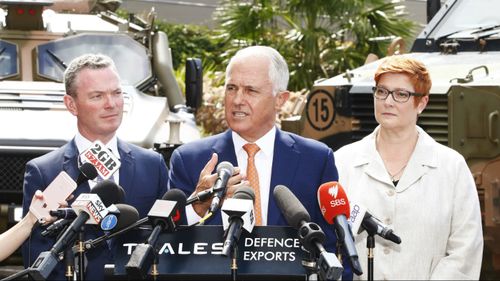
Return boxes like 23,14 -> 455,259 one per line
306,89 -> 335,131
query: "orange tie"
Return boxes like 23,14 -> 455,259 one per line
243,143 -> 262,226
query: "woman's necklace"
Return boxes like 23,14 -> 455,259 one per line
387,164 -> 407,181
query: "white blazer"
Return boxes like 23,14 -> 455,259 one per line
335,126 -> 483,280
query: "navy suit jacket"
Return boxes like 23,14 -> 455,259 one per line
22,139 -> 168,280
169,129 -> 352,279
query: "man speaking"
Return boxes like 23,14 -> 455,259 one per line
168,46 -> 352,279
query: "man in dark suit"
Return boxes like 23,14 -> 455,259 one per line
169,46 -> 351,279
22,54 -> 168,280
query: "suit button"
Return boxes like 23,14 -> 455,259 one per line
383,248 -> 390,255
385,218 -> 392,225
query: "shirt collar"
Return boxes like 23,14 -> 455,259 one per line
74,132 -> 120,159
232,126 -> 276,157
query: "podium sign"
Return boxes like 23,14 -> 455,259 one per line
110,225 -> 309,280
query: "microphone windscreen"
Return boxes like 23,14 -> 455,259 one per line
317,181 -> 351,224
217,161 -> 234,175
273,185 -> 311,229
77,162 -> 98,185
92,180 -> 125,206
113,204 -> 140,231
233,185 -> 255,201
161,189 -> 187,224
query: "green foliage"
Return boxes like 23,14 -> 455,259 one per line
213,0 -> 417,91
154,22 -> 227,71
121,1 -> 416,92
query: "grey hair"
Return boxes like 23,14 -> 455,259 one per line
226,46 -> 289,95
64,54 -> 118,97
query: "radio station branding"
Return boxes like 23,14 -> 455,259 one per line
319,182 -> 347,217
349,204 -> 361,224
122,237 -> 301,262
72,194 -> 108,224
101,214 -> 118,231
80,140 -> 121,180
328,182 -> 346,208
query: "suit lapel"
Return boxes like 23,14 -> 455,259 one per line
268,130 -> 300,225
359,127 -> 438,191
117,139 -> 134,198
213,130 -> 238,167
63,139 -> 90,195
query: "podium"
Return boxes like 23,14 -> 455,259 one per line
106,225 -> 309,280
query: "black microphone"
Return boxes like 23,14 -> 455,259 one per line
29,181 -> 124,280
95,180 -> 125,206
349,202 -> 401,244
208,161 -> 234,213
73,204 -> 140,253
41,219 -> 72,237
100,204 -> 140,232
273,185 -> 344,281
49,208 -> 77,220
221,186 -> 255,256
125,189 -> 187,279
76,162 -> 98,186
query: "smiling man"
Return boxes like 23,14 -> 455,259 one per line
168,46 -> 352,279
21,54 -> 169,280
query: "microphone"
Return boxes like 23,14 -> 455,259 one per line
93,180 -> 125,206
41,218 -> 72,237
80,140 -> 121,180
349,202 -> 401,244
76,162 -> 98,186
208,161 -> 234,213
221,186 -> 255,256
125,189 -> 187,279
273,185 -> 343,281
49,208 -> 77,220
29,181 -> 124,280
317,181 -> 363,275
74,204 -> 141,252
42,200 -> 133,237
99,204 -> 140,232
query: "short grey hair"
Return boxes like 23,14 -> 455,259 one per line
226,46 -> 289,95
64,54 -> 118,97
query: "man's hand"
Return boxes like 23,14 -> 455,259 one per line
191,153 -> 244,217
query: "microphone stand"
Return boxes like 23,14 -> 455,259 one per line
151,255 -> 159,281
0,268 -> 31,281
77,226 -> 85,281
367,234 -> 375,281
64,247 -> 75,281
76,217 -> 148,251
230,244 -> 238,281
300,251 -> 318,281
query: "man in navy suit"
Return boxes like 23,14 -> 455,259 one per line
169,46 -> 352,279
22,54 -> 168,280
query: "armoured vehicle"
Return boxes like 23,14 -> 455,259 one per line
282,0 -> 500,275
0,0 -> 202,264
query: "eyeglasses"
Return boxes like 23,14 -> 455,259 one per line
372,86 -> 423,103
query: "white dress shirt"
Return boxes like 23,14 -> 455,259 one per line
232,126 -> 276,226
185,127 -> 276,225
74,132 -> 120,188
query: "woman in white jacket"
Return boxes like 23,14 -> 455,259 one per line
335,56 -> 483,280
